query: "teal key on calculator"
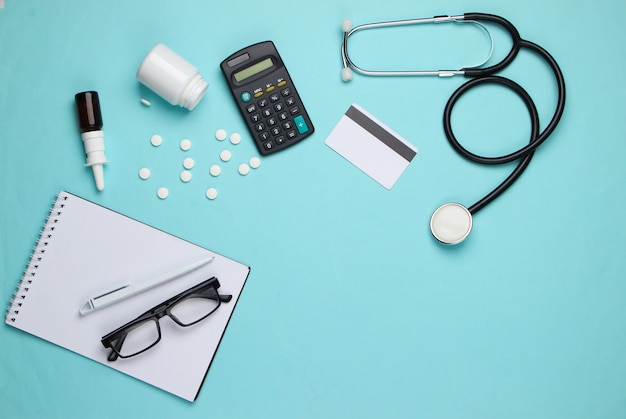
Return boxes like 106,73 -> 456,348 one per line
221,41 -> 315,155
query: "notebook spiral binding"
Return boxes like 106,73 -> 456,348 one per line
5,192 -> 69,323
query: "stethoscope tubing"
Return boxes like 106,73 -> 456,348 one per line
443,38 -> 566,214
460,13 -> 522,76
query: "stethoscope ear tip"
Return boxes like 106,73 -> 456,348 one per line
341,19 -> 353,33
430,203 -> 473,245
341,67 -> 354,82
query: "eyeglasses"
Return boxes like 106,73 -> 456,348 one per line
101,277 -> 232,362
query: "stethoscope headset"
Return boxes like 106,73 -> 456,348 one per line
340,13 -> 566,245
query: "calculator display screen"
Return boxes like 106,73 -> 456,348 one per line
234,58 -> 274,82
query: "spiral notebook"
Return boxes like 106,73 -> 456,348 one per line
5,191 -> 250,402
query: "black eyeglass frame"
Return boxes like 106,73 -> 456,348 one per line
101,276 -> 232,362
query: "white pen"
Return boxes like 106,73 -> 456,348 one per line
79,255 -> 214,315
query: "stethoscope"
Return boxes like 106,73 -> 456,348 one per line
340,13 -> 566,245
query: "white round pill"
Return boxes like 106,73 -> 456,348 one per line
140,98 -> 151,107
183,157 -> 195,169
220,150 -> 232,162
206,188 -> 218,200
215,129 -> 227,141
238,163 -> 250,175
150,134 -> 162,147
138,168 -> 151,180
157,187 -> 169,199
249,157 -> 261,169
180,170 -> 192,183
230,132 -> 241,145
210,164 -> 222,177
180,138 -> 192,151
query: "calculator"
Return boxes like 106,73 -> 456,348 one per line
220,41 -> 314,155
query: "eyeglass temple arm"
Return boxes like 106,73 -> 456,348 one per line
194,282 -> 232,303
218,293 -> 232,303
106,334 -> 126,362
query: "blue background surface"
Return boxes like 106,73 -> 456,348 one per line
1,0 -> 625,417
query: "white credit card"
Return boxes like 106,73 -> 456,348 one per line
325,104 -> 418,190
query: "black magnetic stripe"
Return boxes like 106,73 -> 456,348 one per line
345,106 -> 416,162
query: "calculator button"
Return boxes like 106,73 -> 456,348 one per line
267,117 -> 277,126
255,122 -> 265,132
275,136 -> 286,145
258,98 -> 269,107
271,127 -> 281,136
285,97 -> 295,106
286,130 -> 297,140
290,106 -> 300,115
263,141 -> 274,150
246,104 -> 257,113
266,85 -> 275,92
277,80 -> 287,87
278,112 -> 288,121
269,93 -> 280,102
262,108 -> 272,117
281,87 -> 291,97
251,113 -> 261,123
254,90 -> 264,98
259,132 -> 270,141
274,103 -> 284,112
283,121 -> 293,130
240,92 -> 252,103
294,115 -> 309,134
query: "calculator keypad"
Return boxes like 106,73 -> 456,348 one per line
240,80 -> 311,154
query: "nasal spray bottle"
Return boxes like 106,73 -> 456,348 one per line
75,91 -> 108,191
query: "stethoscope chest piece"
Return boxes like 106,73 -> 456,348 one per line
430,203 -> 473,245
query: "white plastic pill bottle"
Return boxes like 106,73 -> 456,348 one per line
137,44 -> 209,111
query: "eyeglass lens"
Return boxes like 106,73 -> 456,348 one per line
110,294 -> 221,358
113,319 -> 160,358
170,294 -> 220,326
